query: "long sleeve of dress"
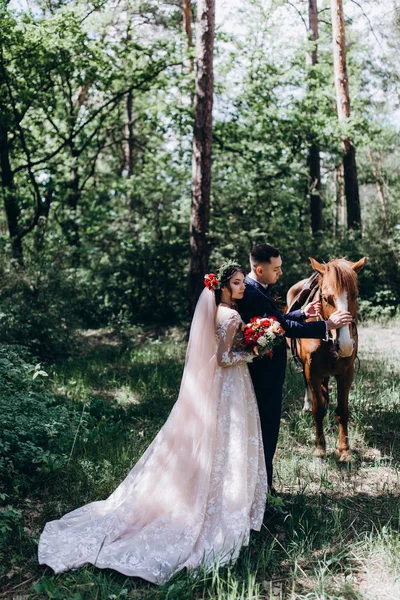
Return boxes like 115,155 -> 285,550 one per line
216,314 -> 254,368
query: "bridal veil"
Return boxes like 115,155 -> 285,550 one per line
39,289 -> 230,582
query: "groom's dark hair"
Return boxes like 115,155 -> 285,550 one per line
250,243 -> 280,266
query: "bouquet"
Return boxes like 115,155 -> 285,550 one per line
242,316 -> 285,358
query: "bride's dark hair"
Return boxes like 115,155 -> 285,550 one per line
214,263 -> 245,306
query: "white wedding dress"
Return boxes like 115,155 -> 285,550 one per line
38,291 -> 267,584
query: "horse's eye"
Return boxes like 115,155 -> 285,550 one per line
322,295 -> 335,306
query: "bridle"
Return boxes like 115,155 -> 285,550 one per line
288,271 -> 359,371
318,277 -> 358,358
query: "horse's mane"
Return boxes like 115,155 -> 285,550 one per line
324,259 -> 359,297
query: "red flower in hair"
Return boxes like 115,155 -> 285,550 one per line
204,273 -> 219,291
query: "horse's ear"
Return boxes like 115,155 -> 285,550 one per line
351,257 -> 367,273
309,257 -> 326,274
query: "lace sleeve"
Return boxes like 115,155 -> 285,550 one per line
216,314 -> 254,368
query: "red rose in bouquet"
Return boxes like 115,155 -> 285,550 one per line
242,316 -> 285,358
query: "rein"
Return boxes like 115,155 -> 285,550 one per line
317,279 -> 359,357
289,274 -> 320,372
289,273 -> 359,371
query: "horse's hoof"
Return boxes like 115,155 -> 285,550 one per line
339,450 -> 352,463
313,448 -> 326,459
302,405 -> 312,413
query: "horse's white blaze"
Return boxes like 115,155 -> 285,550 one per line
336,291 -> 354,357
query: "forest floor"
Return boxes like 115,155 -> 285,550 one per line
1,320 -> 400,600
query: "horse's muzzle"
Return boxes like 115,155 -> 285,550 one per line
337,339 -> 354,358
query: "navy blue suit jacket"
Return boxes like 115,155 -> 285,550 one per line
237,275 -> 327,391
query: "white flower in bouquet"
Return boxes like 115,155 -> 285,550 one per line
271,321 -> 283,335
257,335 -> 268,347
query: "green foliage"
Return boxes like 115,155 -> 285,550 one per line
1,1 -> 400,596
0,345 -> 83,489
1,325 -> 400,598
0,253 -> 83,357
33,576 -> 85,599
359,289 -> 398,321
83,235 -> 190,325
0,0 -> 399,352
0,494 -> 22,569
0,496 -> 21,545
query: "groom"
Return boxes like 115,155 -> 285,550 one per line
237,243 -> 353,490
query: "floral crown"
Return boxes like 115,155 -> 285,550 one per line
204,259 -> 242,291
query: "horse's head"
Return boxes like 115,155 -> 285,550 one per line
309,257 -> 367,358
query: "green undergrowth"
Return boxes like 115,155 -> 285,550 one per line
1,323 -> 399,599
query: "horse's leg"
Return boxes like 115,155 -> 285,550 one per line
303,385 -> 312,412
302,367 -> 312,412
321,377 -> 330,407
305,364 -> 327,457
335,366 -> 354,461
305,376 -> 328,413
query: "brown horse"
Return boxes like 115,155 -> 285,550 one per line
287,257 -> 366,461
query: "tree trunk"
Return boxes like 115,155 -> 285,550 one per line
125,88 -> 134,178
63,144 -> 81,249
307,0 -> 323,236
124,22 -> 135,180
334,162 -> 346,239
34,180 -> 53,252
62,84 -> 89,251
308,144 -> 323,234
183,0 -> 194,74
0,119 -> 23,263
307,0 -> 319,68
189,0 -> 215,310
331,0 -> 361,232
368,149 -> 387,224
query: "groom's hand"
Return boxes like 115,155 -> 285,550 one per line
303,300 -> 322,318
326,310 -> 353,330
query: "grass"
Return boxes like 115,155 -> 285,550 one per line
1,321 -> 400,599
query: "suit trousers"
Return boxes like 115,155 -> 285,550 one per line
248,355 -> 286,489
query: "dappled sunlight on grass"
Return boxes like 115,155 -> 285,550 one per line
357,527 -> 400,600
271,321 -> 400,598
2,321 -> 400,599
49,327 -> 187,416
357,319 -> 400,373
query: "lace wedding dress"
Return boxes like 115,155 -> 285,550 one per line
38,291 -> 267,584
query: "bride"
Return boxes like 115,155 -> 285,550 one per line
38,262 -> 268,584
